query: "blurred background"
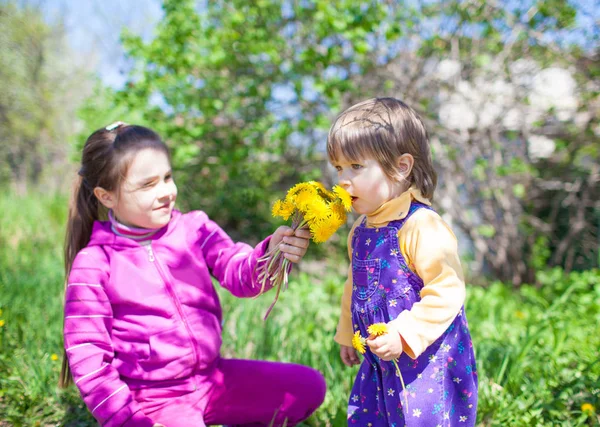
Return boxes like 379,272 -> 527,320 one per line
0,0 -> 598,425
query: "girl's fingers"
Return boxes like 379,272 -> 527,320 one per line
283,235 -> 310,249
293,228 -> 311,239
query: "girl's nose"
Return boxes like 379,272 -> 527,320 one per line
338,172 -> 351,188
158,181 -> 175,199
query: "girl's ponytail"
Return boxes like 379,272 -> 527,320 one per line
59,175 -> 101,388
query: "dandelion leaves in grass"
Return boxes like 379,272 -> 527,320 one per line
257,182 -> 351,320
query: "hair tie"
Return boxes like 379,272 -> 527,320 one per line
105,121 -> 126,131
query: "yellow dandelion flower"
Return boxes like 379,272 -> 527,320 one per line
293,189 -> 318,211
352,331 -> 366,354
310,181 -> 334,200
333,185 -> 352,211
309,181 -> 327,192
309,220 -> 334,243
328,209 -> 346,230
581,403 -> 595,414
51,353 -> 59,361
303,198 -> 331,222
272,200 -> 283,217
286,182 -> 315,200
367,322 -> 389,337
0,319 -> 4,327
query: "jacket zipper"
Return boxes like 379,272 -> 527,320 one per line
142,241 -> 200,374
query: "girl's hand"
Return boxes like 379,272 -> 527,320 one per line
366,326 -> 403,361
340,345 -> 361,367
268,226 -> 310,263
153,424 -> 166,427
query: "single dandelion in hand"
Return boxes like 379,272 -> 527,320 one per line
366,322 -> 409,411
352,331 -> 366,355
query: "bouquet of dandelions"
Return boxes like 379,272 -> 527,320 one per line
256,181 -> 352,320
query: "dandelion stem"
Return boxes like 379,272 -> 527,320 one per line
392,359 -> 409,412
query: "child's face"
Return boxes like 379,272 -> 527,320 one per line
111,148 -> 177,229
332,156 -> 405,215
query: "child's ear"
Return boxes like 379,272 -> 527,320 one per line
396,153 -> 414,179
93,187 -> 116,209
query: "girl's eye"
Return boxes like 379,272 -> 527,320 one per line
351,164 -> 363,170
165,174 -> 172,181
334,166 -> 342,171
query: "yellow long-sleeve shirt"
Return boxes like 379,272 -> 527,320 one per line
333,187 -> 466,360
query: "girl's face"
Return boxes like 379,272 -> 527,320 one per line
109,148 -> 177,229
332,156 -> 406,215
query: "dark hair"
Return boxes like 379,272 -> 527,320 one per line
327,97 -> 437,200
59,124 -> 169,388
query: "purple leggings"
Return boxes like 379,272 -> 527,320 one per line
132,358 -> 326,426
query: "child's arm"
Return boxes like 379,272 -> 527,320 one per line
192,211 -> 308,297
390,208 -> 466,359
64,250 -> 154,427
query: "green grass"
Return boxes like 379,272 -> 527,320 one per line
0,192 -> 599,426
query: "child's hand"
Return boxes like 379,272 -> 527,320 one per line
366,325 -> 403,361
153,424 -> 166,427
340,345 -> 361,367
268,226 -> 310,263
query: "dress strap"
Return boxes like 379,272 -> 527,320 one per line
388,201 -> 432,229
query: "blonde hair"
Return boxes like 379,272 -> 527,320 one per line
327,97 -> 437,200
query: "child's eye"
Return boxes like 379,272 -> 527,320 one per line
351,164 -> 363,170
334,166 -> 342,171
165,174 -> 173,181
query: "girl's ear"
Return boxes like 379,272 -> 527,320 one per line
93,187 -> 116,209
396,153 -> 414,179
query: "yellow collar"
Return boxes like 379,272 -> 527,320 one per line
366,186 -> 431,227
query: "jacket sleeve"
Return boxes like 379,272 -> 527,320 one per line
192,211 -> 272,298
64,249 -> 154,427
390,209 -> 466,359
333,216 -> 364,347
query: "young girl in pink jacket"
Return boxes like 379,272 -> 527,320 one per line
60,122 -> 326,427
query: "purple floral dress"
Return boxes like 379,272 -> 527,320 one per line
348,203 -> 477,426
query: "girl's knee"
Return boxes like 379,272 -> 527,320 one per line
296,366 -> 327,411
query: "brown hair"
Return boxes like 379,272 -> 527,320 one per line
327,97 -> 437,200
59,124 -> 169,388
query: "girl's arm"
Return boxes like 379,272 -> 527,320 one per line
192,211 -> 272,297
391,208 -> 466,359
64,250 -> 154,427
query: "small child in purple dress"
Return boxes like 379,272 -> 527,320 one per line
59,123 -> 326,426
328,98 -> 478,426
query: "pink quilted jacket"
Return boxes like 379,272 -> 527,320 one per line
63,210 -> 271,426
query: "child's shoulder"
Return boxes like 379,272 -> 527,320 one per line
178,209 -> 212,229
403,206 -> 457,239
71,245 -> 110,272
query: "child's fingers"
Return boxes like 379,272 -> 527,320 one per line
366,335 -> 384,350
282,235 -> 310,249
349,350 -> 360,365
293,228 -> 311,239
340,348 -> 353,367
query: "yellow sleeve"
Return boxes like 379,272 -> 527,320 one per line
333,215 -> 365,347
391,208 -> 466,359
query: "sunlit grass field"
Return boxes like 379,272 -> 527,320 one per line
0,193 -> 598,426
